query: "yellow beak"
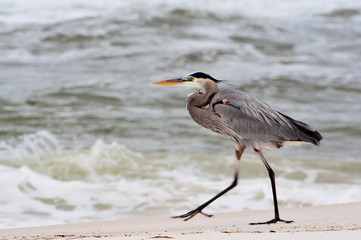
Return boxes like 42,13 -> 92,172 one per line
153,78 -> 184,86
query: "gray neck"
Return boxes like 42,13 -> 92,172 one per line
186,80 -> 219,125
186,80 -> 219,108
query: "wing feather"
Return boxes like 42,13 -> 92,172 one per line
211,89 -> 301,143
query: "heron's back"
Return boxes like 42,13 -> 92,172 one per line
211,89 -> 322,150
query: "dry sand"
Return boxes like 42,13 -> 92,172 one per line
0,202 -> 360,240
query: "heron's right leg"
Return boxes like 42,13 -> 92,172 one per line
172,146 -> 245,221
249,150 -> 293,225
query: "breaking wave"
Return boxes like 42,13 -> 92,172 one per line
0,131 -> 360,228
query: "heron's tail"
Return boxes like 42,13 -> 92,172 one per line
291,118 -> 322,146
278,112 -> 323,146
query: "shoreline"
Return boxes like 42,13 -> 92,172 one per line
1,202 -> 360,239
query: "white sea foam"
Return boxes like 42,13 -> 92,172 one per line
0,0 -> 123,27
1,0 -> 360,29
0,131 -> 360,228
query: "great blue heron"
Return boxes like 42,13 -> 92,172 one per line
153,72 -> 322,224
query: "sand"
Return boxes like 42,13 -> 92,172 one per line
0,202 -> 360,240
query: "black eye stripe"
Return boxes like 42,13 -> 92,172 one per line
188,72 -> 221,83
189,72 -> 213,79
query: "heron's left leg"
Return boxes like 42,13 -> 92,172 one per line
172,147 -> 245,221
250,149 -> 293,225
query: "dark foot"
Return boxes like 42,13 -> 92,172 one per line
172,208 -> 213,221
249,217 -> 294,225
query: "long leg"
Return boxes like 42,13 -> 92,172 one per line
173,147 -> 245,221
250,149 -> 293,225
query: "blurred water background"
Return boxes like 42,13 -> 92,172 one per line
0,0 -> 361,229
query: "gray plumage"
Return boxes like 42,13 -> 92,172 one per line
154,72 -> 322,223
186,79 -> 322,151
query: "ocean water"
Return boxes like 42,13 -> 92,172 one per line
0,0 -> 361,229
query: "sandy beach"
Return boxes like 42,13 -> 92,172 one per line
0,202 -> 360,240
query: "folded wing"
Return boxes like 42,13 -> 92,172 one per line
211,89 -> 322,146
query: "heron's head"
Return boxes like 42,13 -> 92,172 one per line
153,72 -> 221,88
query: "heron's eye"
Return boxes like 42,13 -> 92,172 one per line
188,76 -> 194,81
